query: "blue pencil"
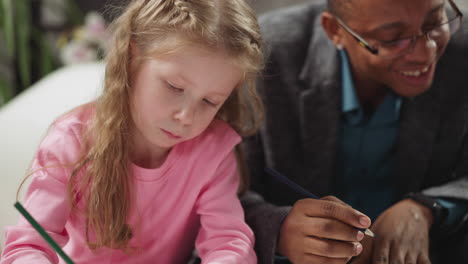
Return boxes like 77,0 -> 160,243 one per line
265,167 -> 375,237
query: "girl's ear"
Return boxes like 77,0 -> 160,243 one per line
130,40 -> 140,57
321,12 -> 343,49
129,40 -> 142,72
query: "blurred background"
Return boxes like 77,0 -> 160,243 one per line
0,0 -> 310,107
0,0 -> 467,106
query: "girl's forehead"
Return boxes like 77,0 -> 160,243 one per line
136,32 -> 255,73
140,46 -> 243,93
147,42 -> 246,72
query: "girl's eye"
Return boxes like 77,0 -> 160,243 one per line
167,82 -> 183,93
203,99 -> 217,107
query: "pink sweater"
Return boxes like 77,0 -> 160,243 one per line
1,108 -> 256,264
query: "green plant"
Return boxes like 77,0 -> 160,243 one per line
0,0 -> 83,106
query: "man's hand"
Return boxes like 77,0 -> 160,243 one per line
351,199 -> 433,264
277,196 -> 371,264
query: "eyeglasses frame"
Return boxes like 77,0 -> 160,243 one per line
334,0 -> 464,57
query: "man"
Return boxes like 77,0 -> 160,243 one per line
242,0 -> 468,263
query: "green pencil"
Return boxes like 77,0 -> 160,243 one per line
14,202 -> 75,264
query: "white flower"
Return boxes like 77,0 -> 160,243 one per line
57,11 -> 108,65
84,12 -> 107,43
60,41 -> 98,65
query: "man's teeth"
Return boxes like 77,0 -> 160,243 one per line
401,66 -> 429,77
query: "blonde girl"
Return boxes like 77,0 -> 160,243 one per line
1,0 -> 263,263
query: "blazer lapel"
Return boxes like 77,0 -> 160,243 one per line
396,72 -> 442,197
296,16 -> 341,196
293,14 -> 443,197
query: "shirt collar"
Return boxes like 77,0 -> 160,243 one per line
339,50 -> 402,125
340,50 -> 360,113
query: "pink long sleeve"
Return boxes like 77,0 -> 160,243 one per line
195,151 -> 256,264
1,116 -> 83,264
1,108 -> 256,263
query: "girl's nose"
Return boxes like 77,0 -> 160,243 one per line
173,102 -> 195,126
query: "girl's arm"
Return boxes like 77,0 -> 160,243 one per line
195,151 -> 257,264
1,122 -> 80,264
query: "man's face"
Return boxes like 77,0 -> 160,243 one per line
340,0 -> 450,97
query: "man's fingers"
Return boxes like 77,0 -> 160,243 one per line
304,235 -> 362,258
295,198 -> 371,229
417,253 -> 432,264
389,241 -> 406,264
371,236 -> 390,264
405,252 -> 418,264
321,195 -> 350,207
301,253 -> 351,264
302,217 -> 365,242
350,235 -> 373,264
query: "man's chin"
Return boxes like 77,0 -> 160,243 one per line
390,82 -> 433,98
399,87 -> 432,98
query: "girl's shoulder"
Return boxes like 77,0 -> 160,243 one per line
48,103 -> 95,141
30,104 -> 95,183
38,104 -> 95,161
198,119 -> 241,147
52,103 -> 95,130
181,119 -> 241,159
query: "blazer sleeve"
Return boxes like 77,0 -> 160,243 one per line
422,133 -> 468,199
241,134 -> 291,264
421,9 -> 468,201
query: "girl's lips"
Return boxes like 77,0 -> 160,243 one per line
161,128 -> 181,139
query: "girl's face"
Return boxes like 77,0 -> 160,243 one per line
129,46 -> 242,165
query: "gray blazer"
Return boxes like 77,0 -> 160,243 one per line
242,1 -> 468,263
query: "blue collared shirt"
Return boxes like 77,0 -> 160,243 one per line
336,50 -> 467,225
336,50 -> 401,220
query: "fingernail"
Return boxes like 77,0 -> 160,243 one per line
357,231 -> 364,241
355,243 -> 363,255
359,216 -> 370,226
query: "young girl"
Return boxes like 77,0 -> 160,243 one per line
1,0 -> 263,263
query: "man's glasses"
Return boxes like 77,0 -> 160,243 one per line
336,0 -> 464,59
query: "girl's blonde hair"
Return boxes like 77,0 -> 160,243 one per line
68,0 -> 264,252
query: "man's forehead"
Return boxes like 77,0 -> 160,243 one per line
341,0 -> 444,15
342,0 -> 445,27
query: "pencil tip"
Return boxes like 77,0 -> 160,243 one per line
364,229 -> 375,238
